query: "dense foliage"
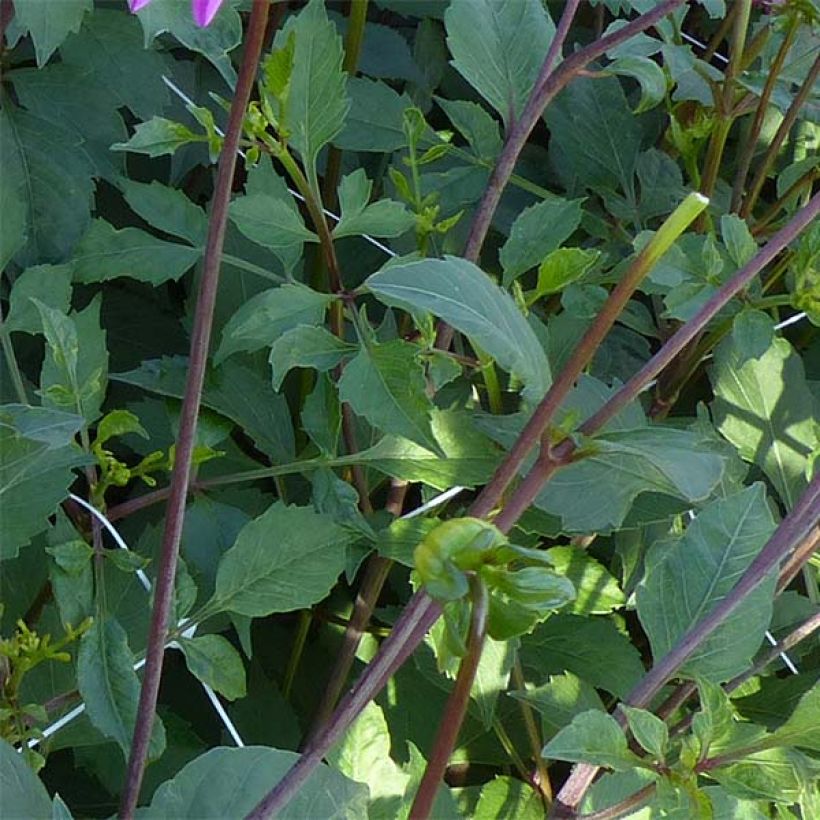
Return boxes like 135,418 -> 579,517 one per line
1,0 -> 818,817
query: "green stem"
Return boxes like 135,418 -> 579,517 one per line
221,253 -> 286,284
477,347 -> 503,415
283,610 -> 312,702
0,312 -> 28,404
512,656 -> 552,803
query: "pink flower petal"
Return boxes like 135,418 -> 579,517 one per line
128,0 -> 153,12
192,0 -> 225,27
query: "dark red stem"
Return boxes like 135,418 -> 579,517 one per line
118,3 -> 271,816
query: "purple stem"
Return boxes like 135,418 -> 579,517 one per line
244,592 -> 442,819
118,3 -> 271,817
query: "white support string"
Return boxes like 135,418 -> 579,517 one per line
26,499 -> 246,750
160,75 -> 399,260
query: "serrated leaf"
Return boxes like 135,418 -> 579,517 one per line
177,635 -> 247,701
637,484 -> 778,682
328,702 -> 409,819
530,248 -> 599,301
510,672 -> 606,740
269,326 -> 355,390
229,193 -> 317,252
542,710 -> 642,771
36,296 -> 108,423
520,614 -> 644,699
500,198 -> 585,286
444,0 -> 555,129
544,546 -> 625,615
367,256 -> 551,401
138,746 -> 368,819
607,56 -> 667,113
135,0 -> 242,86
711,336 -> 817,509
216,284 -> 332,363
276,0 -> 349,173
620,705 -> 669,760
12,0 -> 91,66
0,105 -> 94,265
4,264 -> 73,335
59,9 -> 170,121
211,502 -> 350,617
120,179 -> 207,246
709,747 -> 815,803
77,618 -> 165,761
721,214 -> 758,268
535,427 -> 726,532
545,75 -> 641,199
111,116 -> 204,157
339,340 -> 438,452
333,169 -> 415,239
112,356 -> 294,465
435,96 -> 502,161
72,220 -> 201,286
334,77 -> 411,152
474,776 -> 544,820
0,738 -> 52,818
760,684 -> 820,752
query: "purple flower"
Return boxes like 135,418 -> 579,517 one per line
128,0 -> 225,27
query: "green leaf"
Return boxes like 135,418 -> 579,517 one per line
721,214 -> 758,268
228,194 -> 317,253
375,517 -> 442,567
135,0 -> 242,86
111,116 -> 204,157
544,546 -> 625,615
474,776 -> 544,820
367,256 -> 551,402
270,326 -> 355,390
760,684 -> 820,752
4,264 -> 73,335
216,284 -> 332,363
470,636 -> 517,728
276,0 -> 349,173
139,746 -> 368,819
94,410 -> 147,448
435,97 -> 502,161
730,309 -> 775,365
51,793 -> 74,820
545,75 -> 641,199
177,635 -> 247,701
333,170 -> 415,239
542,710 -> 642,771
72,220 -> 201,286
334,77 -> 410,152
12,0 -> 91,66
530,248 -> 599,300
637,484 -> 778,682
0,105 -> 94,265
339,340 -> 438,452
444,0 -> 555,129
620,705 -> 669,760
0,738 -> 52,817
120,179 -> 207,246
520,614 -> 644,699
535,427 -> 726,532
59,9 -> 170,120
10,61 -> 126,183
112,356 -> 294,465
211,502 -> 350,617
709,747 -> 815,803
500,198 -> 584,286
606,56 -> 668,113
510,672 -> 606,740
77,618 -> 166,761
711,336 -> 817,509
302,373 -> 341,456
328,702 -> 410,819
